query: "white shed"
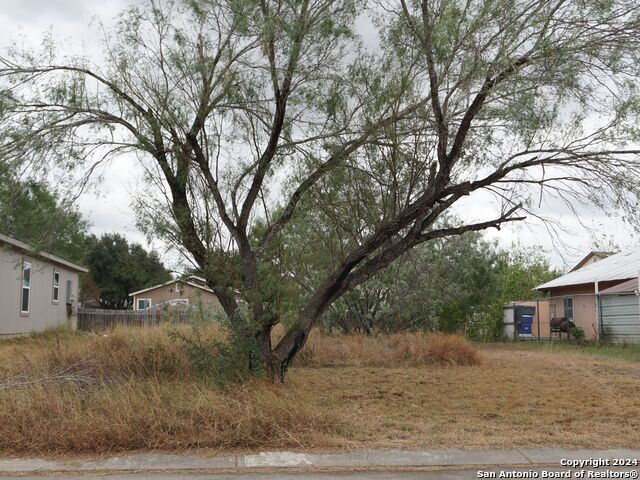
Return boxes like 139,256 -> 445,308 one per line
599,279 -> 640,343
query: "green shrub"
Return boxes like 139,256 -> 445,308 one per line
169,306 -> 263,386
569,326 -> 585,343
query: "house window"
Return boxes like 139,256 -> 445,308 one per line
52,270 -> 60,303
563,297 -> 574,320
137,298 -> 151,310
21,261 -> 31,314
66,280 -> 73,304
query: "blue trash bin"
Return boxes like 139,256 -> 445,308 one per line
518,314 -> 533,335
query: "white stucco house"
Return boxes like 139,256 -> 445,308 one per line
0,233 -> 87,336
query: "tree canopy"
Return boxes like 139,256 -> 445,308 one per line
1,0 -> 640,380
83,233 -> 172,309
262,201 -> 558,338
0,172 -> 89,263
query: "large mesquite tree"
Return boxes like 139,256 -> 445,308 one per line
2,0 -> 640,381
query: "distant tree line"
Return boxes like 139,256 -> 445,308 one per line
81,233 -> 171,309
255,196 -> 558,340
322,237 -> 558,340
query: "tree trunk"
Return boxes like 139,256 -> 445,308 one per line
273,305 -> 324,383
271,275 -> 346,382
255,327 -> 276,380
273,328 -> 309,383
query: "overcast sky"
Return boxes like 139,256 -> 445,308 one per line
0,0 -> 154,251
0,0 -> 636,271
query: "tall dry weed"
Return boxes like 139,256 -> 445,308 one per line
0,325 -> 479,454
2,325 -> 226,381
0,379 -> 343,453
295,331 -> 481,367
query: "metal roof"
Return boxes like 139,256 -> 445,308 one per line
536,247 -> 640,291
599,278 -> 638,295
0,233 -> 88,273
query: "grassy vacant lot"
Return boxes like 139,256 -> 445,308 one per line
492,340 -> 640,363
0,327 -> 639,455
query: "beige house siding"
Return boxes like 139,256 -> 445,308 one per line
0,245 -> 81,335
577,256 -> 604,269
569,252 -> 611,272
545,281 -> 627,340
132,282 -> 221,311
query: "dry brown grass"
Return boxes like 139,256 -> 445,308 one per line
1,327 -> 639,454
0,380 -> 342,453
0,326 -> 479,381
0,325 -> 220,381
292,347 -> 640,450
0,326 -> 344,454
295,331 -> 480,367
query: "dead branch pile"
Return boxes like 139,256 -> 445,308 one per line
0,357 -> 100,390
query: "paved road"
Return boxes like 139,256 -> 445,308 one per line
3,467 -> 639,479
2,449 -> 639,479
5,448 -> 640,474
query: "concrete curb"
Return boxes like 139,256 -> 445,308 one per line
0,448 -> 638,474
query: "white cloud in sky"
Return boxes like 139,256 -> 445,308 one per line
78,155 -> 145,242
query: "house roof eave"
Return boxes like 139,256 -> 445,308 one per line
129,280 -> 215,297
535,247 -> 640,291
0,233 -> 89,273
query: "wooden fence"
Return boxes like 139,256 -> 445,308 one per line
77,308 -> 192,331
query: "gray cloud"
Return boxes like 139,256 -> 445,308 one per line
0,0 -> 90,22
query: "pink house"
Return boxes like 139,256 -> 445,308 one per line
129,276 -> 222,311
535,249 -> 640,340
